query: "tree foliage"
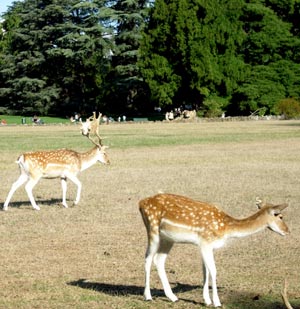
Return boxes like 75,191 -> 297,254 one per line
105,0 -> 149,114
275,97 -> 300,119
0,0 -> 115,116
0,0 -> 300,117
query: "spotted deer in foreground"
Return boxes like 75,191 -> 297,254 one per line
3,135 -> 109,211
139,193 -> 290,307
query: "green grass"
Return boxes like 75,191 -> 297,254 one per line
104,120 -> 300,149
2,117 -> 300,151
0,114 -> 70,125
1,119 -> 300,153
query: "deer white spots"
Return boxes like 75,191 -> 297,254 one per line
139,193 -> 289,307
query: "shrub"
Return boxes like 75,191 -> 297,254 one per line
275,98 -> 300,119
199,95 -> 229,118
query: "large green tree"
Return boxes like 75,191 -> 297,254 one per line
1,0 -> 300,117
139,0 -> 246,113
103,0 -> 149,115
139,0 -> 300,116
229,1 -> 300,115
0,0 -> 114,116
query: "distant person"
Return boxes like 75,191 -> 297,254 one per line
102,115 -> 109,124
74,113 -> 81,122
32,115 -> 43,124
32,115 -> 39,123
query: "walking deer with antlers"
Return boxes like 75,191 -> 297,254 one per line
139,194 -> 290,307
3,131 -> 109,211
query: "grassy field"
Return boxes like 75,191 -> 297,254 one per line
0,120 -> 299,308
0,115 -> 71,125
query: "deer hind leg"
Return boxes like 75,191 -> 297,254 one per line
154,239 -> 177,302
25,178 -> 40,210
3,173 -> 29,210
144,234 -> 160,301
61,177 -> 68,208
202,260 -> 210,306
201,246 -> 221,307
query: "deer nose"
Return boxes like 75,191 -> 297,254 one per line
285,229 -> 291,235
281,228 -> 290,236
103,157 -> 110,165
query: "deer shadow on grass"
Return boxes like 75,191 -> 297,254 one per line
2,198 -> 66,210
68,279 -> 200,304
68,279 -> 294,308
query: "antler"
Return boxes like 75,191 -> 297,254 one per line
255,197 -> 263,209
281,279 -> 293,309
87,134 -> 103,147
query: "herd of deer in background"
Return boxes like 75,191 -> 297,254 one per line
2,113 -> 293,308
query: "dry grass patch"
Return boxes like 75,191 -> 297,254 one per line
0,120 -> 299,308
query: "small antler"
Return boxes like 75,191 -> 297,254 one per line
255,197 -> 263,209
281,279 -> 293,309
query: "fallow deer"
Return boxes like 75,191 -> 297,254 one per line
3,135 -> 110,211
139,193 -> 290,307
80,112 -> 102,141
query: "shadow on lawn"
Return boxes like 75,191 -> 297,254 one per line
68,279 -> 198,296
68,279 -> 200,304
2,198 -> 66,209
68,279 -> 295,308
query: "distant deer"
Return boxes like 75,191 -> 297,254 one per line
3,135 -> 110,211
139,193 -> 290,307
80,112 -> 102,141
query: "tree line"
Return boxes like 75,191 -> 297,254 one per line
0,0 -> 300,118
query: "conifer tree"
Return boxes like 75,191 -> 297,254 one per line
139,0 -> 246,114
106,0 -> 149,114
0,0 -> 115,116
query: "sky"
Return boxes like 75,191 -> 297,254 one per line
0,0 -> 15,15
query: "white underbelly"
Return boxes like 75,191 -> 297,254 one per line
160,229 -> 200,245
43,172 -> 63,178
42,164 -> 70,178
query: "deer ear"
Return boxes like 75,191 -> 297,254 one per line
268,204 -> 288,215
275,203 -> 288,211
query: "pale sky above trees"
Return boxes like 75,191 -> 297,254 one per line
0,0 -> 16,15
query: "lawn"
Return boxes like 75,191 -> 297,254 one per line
0,119 -> 299,308
0,114 -> 71,125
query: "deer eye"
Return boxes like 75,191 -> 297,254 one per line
275,213 -> 283,219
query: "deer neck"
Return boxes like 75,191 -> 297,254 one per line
227,211 -> 268,238
79,147 -> 99,171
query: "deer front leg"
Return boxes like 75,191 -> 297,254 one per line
61,177 -> 68,208
66,174 -> 81,206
